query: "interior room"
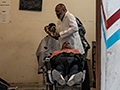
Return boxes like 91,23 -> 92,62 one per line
0,0 -> 96,90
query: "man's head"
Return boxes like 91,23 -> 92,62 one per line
48,23 -> 56,32
62,41 -> 71,50
55,3 -> 67,21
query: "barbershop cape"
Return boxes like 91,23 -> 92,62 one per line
36,35 -> 60,73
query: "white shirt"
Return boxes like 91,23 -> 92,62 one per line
56,11 -> 85,54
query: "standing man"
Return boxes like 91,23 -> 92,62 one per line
44,3 -> 84,54
54,3 -> 84,54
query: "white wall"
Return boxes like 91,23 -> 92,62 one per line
101,28 -> 107,90
101,0 -> 120,90
0,0 -> 96,84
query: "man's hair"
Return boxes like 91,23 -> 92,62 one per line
57,3 -> 67,11
48,23 -> 56,30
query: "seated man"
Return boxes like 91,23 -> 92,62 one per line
50,41 -> 84,86
36,23 -> 60,73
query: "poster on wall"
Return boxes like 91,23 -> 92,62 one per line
0,0 -> 11,9
19,0 -> 42,11
0,9 -> 9,23
0,0 -> 10,23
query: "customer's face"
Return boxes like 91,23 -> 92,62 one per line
55,5 -> 64,20
62,42 -> 71,49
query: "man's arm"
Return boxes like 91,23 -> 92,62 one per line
59,13 -> 78,38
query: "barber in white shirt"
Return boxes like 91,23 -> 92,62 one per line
44,3 -> 84,55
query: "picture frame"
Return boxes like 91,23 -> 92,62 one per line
19,0 -> 42,11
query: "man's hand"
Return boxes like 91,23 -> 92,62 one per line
52,32 -> 60,40
44,25 -> 60,39
44,25 -> 52,36
50,26 -> 56,32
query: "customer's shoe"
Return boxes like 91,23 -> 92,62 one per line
52,69 -> 66,85
67,72 -> 83,86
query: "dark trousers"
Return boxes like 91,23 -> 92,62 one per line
82,61 -> 90,90
55,64 -> 78,78
82,50 -> 90,90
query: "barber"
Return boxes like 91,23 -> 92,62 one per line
44,3 -> 85,55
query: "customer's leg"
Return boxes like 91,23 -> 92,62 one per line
67,65 -> 83,86
55,65 -> 64,76
68,64 -> 78,78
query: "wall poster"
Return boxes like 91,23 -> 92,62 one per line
19,0 -> 42,11
0,0 -> 11,23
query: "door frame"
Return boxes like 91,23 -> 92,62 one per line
96,0 -> 101,90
